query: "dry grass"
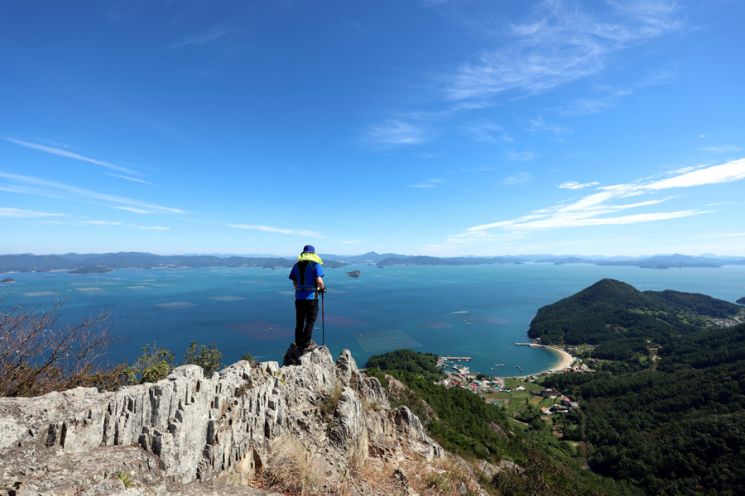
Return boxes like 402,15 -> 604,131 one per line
404,456 -> 485,496
351,451 -> 489,496
320,384 -> 343,419
261,437 -> 330,496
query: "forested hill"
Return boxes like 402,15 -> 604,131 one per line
528,279 -> 744,359
545,322 -> 745,494
365,350 -> 636,495
527,280 -> 745,494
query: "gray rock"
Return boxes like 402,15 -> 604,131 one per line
0,346 -> 442,494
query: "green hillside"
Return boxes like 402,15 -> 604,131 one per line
529,280 -> 745,494
528,279 -> 743,361
545,323 -> 745,495
366,350 -> 637,496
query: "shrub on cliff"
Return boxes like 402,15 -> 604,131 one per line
0,305 -> 110,396
183,340 -> 222,375
128,343 -> 175,383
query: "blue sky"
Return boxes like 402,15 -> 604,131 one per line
1,0 -> 744,256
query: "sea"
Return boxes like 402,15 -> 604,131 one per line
2,263 -> 744,376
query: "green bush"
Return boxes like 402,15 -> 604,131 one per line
240,352 -> 257,365
130,344 -> 175,383
183,341 -> 222,375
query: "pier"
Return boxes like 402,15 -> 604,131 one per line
437,356 -> 473,369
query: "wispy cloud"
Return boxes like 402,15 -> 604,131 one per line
114,206 -> 154,214
449,157 -> 745,242
456,166 -> 497,174
5,137 -> 140,177
559,180 -> 600,190
84,220 -> 123,226
560,97 -> 615,115
0,207 -> 63,218
642,158 -> 745,189
0,172 -> 184,215
410,178 -> 444,189
558,72 -> 676,116
106,173 -> 153,185
338,239 -> 361,245
167,26 -> 234,49
502,171 -> 532,185
698,145 -> 742,154
128,224 -> 171,231
706,231 -> 745,239
527,116 -> 570,137
505,150 -> 535,162
227,224 -> 325,239
81,220 -> 171,231
446,0 -> 681,101
363,1 -> 679,150
366,119 -> 432,147
461,122 -> 513,143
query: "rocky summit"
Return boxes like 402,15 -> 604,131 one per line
0,347 -> 446,495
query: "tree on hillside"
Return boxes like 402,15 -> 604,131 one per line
0,304 -> 110,396
183,340 -> 222,376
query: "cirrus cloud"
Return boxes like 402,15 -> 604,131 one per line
559,180 -> 600,190
446,0 -> 681,101
227,224 -> 325,239
448,157 -> 745,242
0,207 -> 63,218
0,172 -> 183,215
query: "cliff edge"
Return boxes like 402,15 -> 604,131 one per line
0,347 -> 444,495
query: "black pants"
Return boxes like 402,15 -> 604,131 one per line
294,299 -> 318,348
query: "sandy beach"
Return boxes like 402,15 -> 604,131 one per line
534,344 -> 574,373
508,343 -> 575,377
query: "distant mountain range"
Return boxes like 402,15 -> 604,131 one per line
1,251 -> 744,273
0,252 -> 345,273
373,253 -> 745,269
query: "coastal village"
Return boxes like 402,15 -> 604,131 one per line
436,343 -> 592,424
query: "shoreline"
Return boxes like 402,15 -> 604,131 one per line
538,344 -> 574,373
511,343 -> 574,377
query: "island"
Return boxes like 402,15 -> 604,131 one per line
738,297 -> 745,305
0,252 -> 347,273
1,277 -> 15,284
68,266 -> 114,274
346,270 -> 361,278
372,253 -> 745,269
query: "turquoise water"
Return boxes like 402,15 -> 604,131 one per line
2,264 -> 744,375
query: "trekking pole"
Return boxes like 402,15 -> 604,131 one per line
321,290 -> 326,346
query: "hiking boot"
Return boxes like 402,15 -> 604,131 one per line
303,340 -> 318,352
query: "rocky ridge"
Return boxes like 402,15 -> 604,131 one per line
0,347 -> 446,495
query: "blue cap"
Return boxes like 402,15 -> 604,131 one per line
302,244 -> 315,253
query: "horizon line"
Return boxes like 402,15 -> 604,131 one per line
1,251 -> 744,259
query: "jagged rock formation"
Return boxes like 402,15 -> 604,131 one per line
0,347 -> 443,495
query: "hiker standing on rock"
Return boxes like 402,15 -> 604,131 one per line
289,245 -> 325,351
